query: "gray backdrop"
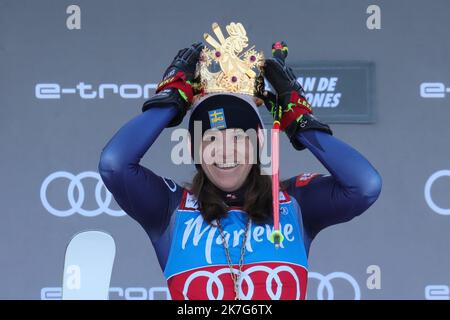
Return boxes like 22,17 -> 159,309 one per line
1,0 -> 450,300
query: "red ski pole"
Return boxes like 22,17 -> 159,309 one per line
269,41 -> 288,248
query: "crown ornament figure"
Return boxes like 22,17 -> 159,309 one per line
194,22 -> 265,103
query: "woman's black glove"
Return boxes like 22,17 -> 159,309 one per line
142,42 -> 204,127
263,41 -> 332,150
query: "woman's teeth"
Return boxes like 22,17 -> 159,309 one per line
214,163 -> 239,169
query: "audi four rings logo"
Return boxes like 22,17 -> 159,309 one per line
182,265 -> 302,300
40,171 -> 126,217
424,170 -> 450,215
308,272 -> 361,300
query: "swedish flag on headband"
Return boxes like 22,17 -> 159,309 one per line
208,108 -> 227,129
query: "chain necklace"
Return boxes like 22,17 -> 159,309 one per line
216,216 -> 251,300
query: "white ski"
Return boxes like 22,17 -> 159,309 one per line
62,230 -> 116,300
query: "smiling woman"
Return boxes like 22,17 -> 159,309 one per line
185,92 -> 274,226
200,128 -> 255,190
98,39 -> 381,300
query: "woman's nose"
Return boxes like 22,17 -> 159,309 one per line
217,138 -> 235,162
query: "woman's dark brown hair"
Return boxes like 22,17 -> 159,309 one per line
184,164 -> 287,225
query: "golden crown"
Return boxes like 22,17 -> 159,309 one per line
195,22 -> 265,101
